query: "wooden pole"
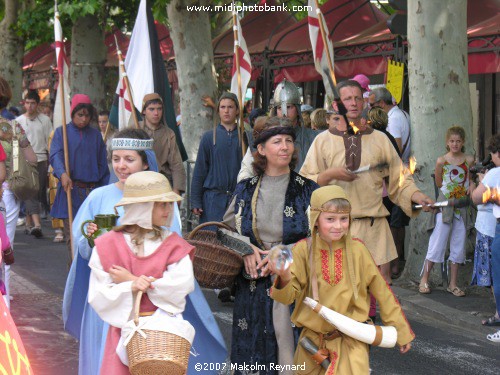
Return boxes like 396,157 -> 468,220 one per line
55,8 -> 74,260
115,35 -> 140,129
314,0 -> 337,89
103,121 -> 111,143
232,12 -> 247,157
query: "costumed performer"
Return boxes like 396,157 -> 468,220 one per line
270,185 -> 414,374
222,116 -> 318,374
88,171 -> 195,373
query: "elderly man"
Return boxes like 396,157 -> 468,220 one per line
300,80 -> 433,282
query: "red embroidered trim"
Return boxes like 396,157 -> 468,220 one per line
334,248 -> 343,284
326,351 -> 339,374
320,249 -> 332,284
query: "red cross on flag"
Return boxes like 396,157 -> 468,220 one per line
230,13 -> 252,104
308,0 -> 334,88
53,6 -> 71,129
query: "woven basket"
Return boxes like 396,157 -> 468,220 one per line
127,291 -> 191,375
187,221 -> 244,289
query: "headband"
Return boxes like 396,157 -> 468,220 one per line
252,126 -> 296,148
111,138 -> 154,151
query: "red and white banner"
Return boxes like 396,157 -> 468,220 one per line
53,7 -> 71,129
308,0 -> 334,86
230,14 -> 252,103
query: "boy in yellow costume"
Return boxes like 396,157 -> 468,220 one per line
269,185 -> 414,374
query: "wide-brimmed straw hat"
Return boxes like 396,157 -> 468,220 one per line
115,171 -> 182,207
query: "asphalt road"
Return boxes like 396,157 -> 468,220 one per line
9,220 -> 500,374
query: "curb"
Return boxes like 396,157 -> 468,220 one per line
392,285 -> 494,335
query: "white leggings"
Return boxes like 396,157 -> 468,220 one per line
426,212 -> 466,264
1,188 -> 21,308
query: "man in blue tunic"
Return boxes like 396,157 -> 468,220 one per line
50,94 -> 109,266
190,92 -> 243,227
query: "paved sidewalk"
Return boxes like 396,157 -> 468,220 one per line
392,278 -> 498,338
10,270 -> 78,374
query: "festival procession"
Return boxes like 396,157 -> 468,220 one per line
0,0 -> 499,374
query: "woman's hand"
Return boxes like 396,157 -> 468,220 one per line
109,265 -> 135,284
256,249 -> 271,277
399,343 -> 411,354
86,223 -> 98,237
131,275 -> 155,292
243,244 -> 263,279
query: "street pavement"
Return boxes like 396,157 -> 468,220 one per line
7,219 -> 500,375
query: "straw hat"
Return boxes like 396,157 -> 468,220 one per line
115,171 -> 182,207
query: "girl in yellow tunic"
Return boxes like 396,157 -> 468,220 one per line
269,185 -> 414,374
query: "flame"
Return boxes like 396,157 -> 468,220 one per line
409,156 -> 417,174
349,121 -> 360,134
399,157 -> 417,187
483,186 -> 499,204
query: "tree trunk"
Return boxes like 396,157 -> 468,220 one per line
405,0 -> 473,285
0,0 -> 24,106
167,0 -> 218,161
70,15 -> 106,111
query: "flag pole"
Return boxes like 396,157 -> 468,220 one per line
114,35 -> 140,129
103,121 -> 111,142
314,0 -> 337,88
55,2 -> 74,259
232,10 -> 246,157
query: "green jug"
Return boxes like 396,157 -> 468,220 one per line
81,214 -> 119,248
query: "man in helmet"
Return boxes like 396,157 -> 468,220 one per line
237,79 -> 318,181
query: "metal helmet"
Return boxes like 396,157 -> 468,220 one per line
273,79 -> 301,118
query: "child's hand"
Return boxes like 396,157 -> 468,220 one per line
86,223 -> 98,237
132,275 -> 155,292
399,343 -> 411,354
109,265 -> 135,284
266,255 -> 292,284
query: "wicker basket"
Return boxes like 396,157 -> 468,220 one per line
187,221 -> 244,289
127,291 -> 191,375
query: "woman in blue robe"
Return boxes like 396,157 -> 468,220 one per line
223,117 -> 318,374
62,128 -> 226,374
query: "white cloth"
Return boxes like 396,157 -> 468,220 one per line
482,167 -> 500,219
426,212 -> 466,263
16,114 -> 53,162
387,106 -> 411,163
237,147 -> 254,182
1,186 -> 21,308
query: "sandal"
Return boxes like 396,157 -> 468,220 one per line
486,330 -> 500,343
53,232 -> 65,243
30,226 -> 43,239
482,315 -> 500,326
446,287 -> 465,297
419,282 -> 431,294
24,226 -> 33,235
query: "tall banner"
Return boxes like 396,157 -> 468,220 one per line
230,14 -> 252,102
53,7 -> 71,129
109,0 -> 187,159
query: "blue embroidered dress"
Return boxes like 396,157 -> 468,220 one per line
224,170 -> 318,374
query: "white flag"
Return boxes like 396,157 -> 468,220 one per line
53,8 -> 71,129
308,0 -> 335,97
230,13 -> 252,104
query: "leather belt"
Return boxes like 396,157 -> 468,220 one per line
73,181 -> 97,189
322,329 -> 342,341
353,216 -> 375,226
